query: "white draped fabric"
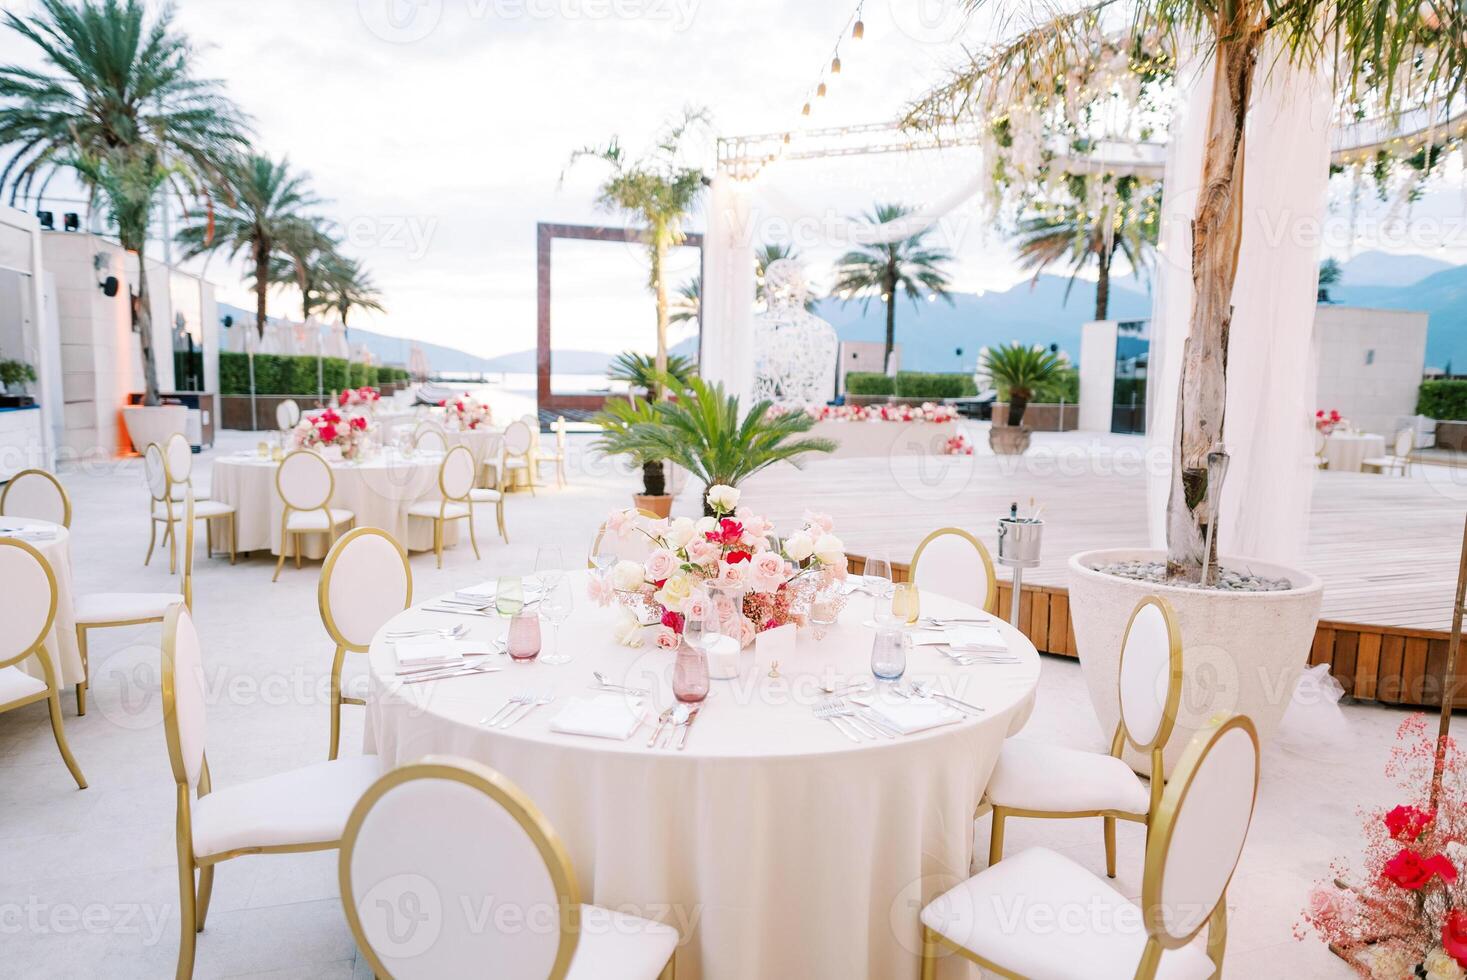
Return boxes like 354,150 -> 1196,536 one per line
699,175 -> 755,401
1146,43 -> 1332,568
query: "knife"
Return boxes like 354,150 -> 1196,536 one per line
676,704 -> 701,750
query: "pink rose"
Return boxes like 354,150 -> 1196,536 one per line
751,552 -> 789,592
736,616 -> 757,648
714,561 -> 749,589
683,590 -> 713,623
687,539 -> 721,568
653,627 -> 680,651
586,576 -> 613,606
1306,887 -> 1341,922
712,593 -> 737,622
645,548 -> 678,582
803,510 -> 834,533
735,508 -> 774,541
606,509 -> 633,536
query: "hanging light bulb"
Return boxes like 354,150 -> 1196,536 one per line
817,81 -> 827,98
802,102 -> 811,116
831,55 -> 842,74
852,17 -> 864,39
783,132 -> 791,144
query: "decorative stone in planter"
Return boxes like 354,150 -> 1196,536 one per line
1068,548 -> 1323,777
988,424 -> 1031,455
120,404 -> 188,455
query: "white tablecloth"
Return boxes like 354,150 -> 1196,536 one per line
211,452 -> 457,557
365,573 -> 1039,979
1323,431 -> 1386,472
3,517 -> 83,687
446,427 -> 503,484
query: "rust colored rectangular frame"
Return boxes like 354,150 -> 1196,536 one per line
536,222 -> 704,416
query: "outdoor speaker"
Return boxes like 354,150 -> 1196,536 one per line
100,276 -> 119,298
222,314 -> 233,328
37,211 -> 53,230
63,213 -> 81,232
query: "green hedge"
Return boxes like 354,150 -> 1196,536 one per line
1418,380 -> 1467,421
218,352 -> 409,395
894,371 -> 978,399
845,372 -> 895,396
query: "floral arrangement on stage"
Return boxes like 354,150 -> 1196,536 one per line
441,393 -> 493,430
1315,409 -> 1345,435
590,484 -> 847,649
337,386 -> 381,409
291,408 -> 372,460
1299,715 -> 1467,978
945,433 -> 974,456
804,402 -> 958,425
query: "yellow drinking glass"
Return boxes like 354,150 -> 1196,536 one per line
892,582 -> 920,625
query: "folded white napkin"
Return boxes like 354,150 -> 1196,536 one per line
859,697 -> 962,735
457,580 -> 544,604
549,693 -> 645,740
394,639 -> 492,671
909,626 -> 1007,652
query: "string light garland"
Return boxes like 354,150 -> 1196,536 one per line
794,2 -> 865,125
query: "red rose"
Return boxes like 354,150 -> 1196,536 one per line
1444,909 -> 1467,967
1316,410 -> 1325,418
1384,804 -> 1435,842
1382,848 -> 1457,890
318,423 -> 338,443
321,408 -> 341,425
660,609 -> 684,634
349,416 -> 367,431
437,399 -> 447,407
718,518 -> 744,542
726,550 -> 752,564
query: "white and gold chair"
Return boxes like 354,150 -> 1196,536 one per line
920,715 -> 1259,980
75,493 -> 197,716
587,508 -> 660,566
408,444 -> 480,569
1311,429 -> 1328,469
1,467 -> 72,527
1362,428 -> 1414,476
536,415 -> 568,488
910,527 -> 998,614
144,442 -> 181,571
521,412 -> 543,489
276,398 -> 301,432
164,432 -> 236,565
160,603 -> 382,979
340,756 -> 679,980
0,538 -> 86,788
319,528 -> 412,761
498,419 -> 535,495
468,479 -> 508,544
273,450 -> 356,582
985,595 -> 1183,878
412,421 -> 448,454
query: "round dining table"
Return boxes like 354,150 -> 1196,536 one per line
364,572 -> 1040,979
1,516 -> 83,687
1323,431 -> 1386,472
211,449 -> 457,558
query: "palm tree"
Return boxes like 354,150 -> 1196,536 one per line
669,277 -> 700,326
0,0 -> 246,404
607,350 -> 695,398
914,0 -> 1467,578
567,106 -> 708,392
323,255 -> 384,332
176,153 -> 321,342
272,217 -> 340,323
981,343 -> 1067,427
830,204 -> 955,373
1014,177 -> 1159,321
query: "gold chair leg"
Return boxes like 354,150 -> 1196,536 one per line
168,519 -> 177,574
272,535 -> 288,582
175,862 -> 197,980
467,512 -> 482,560
229,515 -> 236,565
557,460 -> 565,488
295,536 -> 302,569
46,689 -> 87,789
435,520 -> 443,569
195,865 -> 215,932
1206,895 -> 1229,975
498,499 -> 508,543
329,646 -> 346,761
145,517 -> 158,566
920,925 -> 939,980
987,808 -> 1006,868
1104,816 -> 1118,878
75,626 -> 89,716
657,952 -> 676,979
205,520 -> 212,559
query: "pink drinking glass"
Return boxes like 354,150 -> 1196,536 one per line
507,613 -> 541,662
672,645 -> 710,703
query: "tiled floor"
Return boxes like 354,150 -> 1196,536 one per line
0,428 -> 1407,977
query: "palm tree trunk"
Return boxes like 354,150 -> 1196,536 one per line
653,239 -> 669,394
1165,24 -> 1261,581
1095,243 -> 1112,321
130,238 -> 162,406
882,268 -> 897,374
253,239 -> 270,342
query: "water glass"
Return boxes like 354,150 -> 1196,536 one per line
507,613 -> 541,662
495,576 -> 524,617
892,582 -> 920,625
673,645 -> 710,703
809,581 -> 842,641
538,576 -> 574,665
870,627 -> 907,682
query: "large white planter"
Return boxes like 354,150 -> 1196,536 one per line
120,405 -> 188,455
1068,548 -> 1323,777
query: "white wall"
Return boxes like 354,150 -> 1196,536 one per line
1312,305 -> 1428,437
1078,320 -> 1119,432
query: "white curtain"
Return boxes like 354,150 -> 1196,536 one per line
1147,42 -> 1332,568
700,174 -> 756,402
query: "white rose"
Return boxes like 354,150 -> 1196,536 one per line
1426,949 -> 1467,980
814,533 -> 845,566
612,608 -> 644,647
706,484 -> 740,513
611,560 -> 646,592
694,516 -> 719,537
784,532 -> 814,562
667,516 -> 697,549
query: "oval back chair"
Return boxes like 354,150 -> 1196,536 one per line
273,450 -> 354,581
909,527 -> 998,615
277,399 -> 301,432
1,468 -> 71,527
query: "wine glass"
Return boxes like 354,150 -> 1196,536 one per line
538,576 -> 574,665
494,576 -> 524,618
865,556 -> 896,626
535,546 -> 565,591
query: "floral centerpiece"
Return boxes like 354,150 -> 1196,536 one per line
1299,715 -> 1467,978
590,484 -> 847,650
338,386 -> 381,410
807,401 -> 958,424
441,393 -> 493,430
291,408 -> 372,460
1315,408 -> 1345,435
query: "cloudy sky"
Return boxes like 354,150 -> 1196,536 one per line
2,0 -> 1465,363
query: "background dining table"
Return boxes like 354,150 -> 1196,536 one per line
2,516 -> 83,687
364,572 -> 1040,979
1322,430 -> 1386,472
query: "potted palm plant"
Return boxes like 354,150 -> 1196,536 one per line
593,377 -> 835,517
980,342 -> 1066,454
593,396 -> 677,517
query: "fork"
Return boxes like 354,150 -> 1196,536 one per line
481,691 -> 531,726
937,647 -> 1019,667
657,703 -> 691,749
647,707 -> 675,747
824,698 -> 888,739
388,624 -> 467,640
500,692 -> 554,730
814,703 -> 864,742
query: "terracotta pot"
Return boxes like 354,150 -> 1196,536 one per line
120,404 -> 188,455
987,424 -> 1031,455
1068,548 -> 1323,777
633,494 -> 673,518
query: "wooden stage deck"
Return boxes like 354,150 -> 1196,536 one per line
733,450 -> 1465,705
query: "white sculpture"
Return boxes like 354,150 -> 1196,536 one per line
751,259 -> 838,406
